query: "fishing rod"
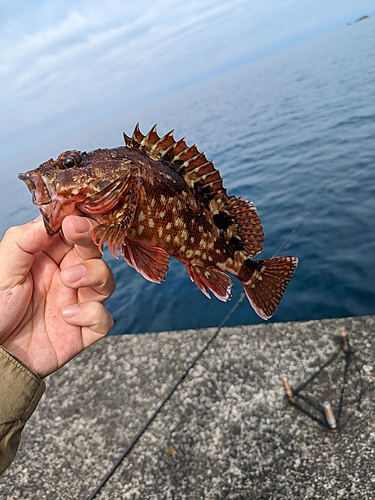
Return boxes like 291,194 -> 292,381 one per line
87,185 -> 330,500
87,293 -> 246,500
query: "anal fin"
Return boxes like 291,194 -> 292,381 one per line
123,238 -> 170,283
242,256 -> 298,320
186,264 -> 232,302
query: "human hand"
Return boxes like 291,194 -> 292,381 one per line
0,215 -> 115,378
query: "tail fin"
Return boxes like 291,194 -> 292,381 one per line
243,256 -> 298,320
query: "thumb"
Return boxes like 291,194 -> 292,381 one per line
0,217 -> 53,288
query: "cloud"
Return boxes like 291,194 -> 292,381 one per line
1,0 -> 374,159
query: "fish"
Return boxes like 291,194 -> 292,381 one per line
18,124 -> 298,320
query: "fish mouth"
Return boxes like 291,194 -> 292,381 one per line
18,171 -> 52,205
18,171 -> 76,235
18,173 -> 37,194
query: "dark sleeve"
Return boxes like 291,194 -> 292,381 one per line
0,346 -> 45,475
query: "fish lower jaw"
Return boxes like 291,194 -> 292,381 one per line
38,198 -> 77,235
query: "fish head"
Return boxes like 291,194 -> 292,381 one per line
19,147 -> 136,235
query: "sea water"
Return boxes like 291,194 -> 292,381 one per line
1,18 -> 374,334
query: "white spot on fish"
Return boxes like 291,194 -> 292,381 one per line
138,225 -> 144,235
158,227 -> 163,238
148,219 -> 155,228
138,211 -> 145,222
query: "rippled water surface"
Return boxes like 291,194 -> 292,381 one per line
2,18 -> 375,334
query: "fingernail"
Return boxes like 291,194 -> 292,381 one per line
71,216 -> 92,234
62,304 -> 80,318
62,264 -> 86,284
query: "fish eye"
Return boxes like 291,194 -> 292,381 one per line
63,157 -> 76,168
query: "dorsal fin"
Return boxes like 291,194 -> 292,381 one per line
123,124 -> 226,200
225,196 -> 264,257
123,123 -> 176,160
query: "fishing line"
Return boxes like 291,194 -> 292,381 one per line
87,185 -> 329,500
272,183 -> 331,258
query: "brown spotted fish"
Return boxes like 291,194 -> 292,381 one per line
19,124 -> 298,319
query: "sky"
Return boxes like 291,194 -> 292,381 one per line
1,0 -> 374,160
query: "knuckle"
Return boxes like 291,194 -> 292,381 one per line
93,303 -> 114,333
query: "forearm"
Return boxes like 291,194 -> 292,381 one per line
0,346 -> 45,475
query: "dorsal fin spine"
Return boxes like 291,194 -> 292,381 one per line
164,138 -> 188,159
141,124 -> 159,149
194,169 -> 222,185
123,132 -> 132,147
151,130 -> 175,156
190,161 -> 216,178
173,144 -> 200,162
132,123 -> 143,145
159,141 -> 177,159
181,152 -> 207,170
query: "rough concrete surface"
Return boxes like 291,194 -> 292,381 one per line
1,315 -> 375,499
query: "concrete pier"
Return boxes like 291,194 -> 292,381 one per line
1,315 -> 374,499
